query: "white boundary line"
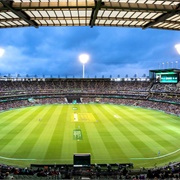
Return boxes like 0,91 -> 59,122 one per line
0,156 -> 36,161
1,148 -> 179,161
130,148 -> 180,160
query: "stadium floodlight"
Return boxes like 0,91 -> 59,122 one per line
79,53 -> 89,78
0,48 -> 5,57
175,44 -> 180,69
175,44 -> 180,55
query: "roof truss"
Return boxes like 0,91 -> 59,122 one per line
0,0 -> 179,30
0,0 -> 38,28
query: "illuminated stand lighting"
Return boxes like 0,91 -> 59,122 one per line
166,62 -> 169,69
171,62 -> 173,68
175,44 -> 180,68
175,61 -> 178,69
79,54 -> 89,78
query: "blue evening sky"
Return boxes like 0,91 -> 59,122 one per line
0,26 -> 180,78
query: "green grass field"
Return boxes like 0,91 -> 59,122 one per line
0,103 -> 180,168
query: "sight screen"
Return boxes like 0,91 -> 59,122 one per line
73,153 -> 91,167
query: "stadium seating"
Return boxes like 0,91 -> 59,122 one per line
0,79 -> 179,115
0,161 -> 180,179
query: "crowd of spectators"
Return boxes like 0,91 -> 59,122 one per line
149,93 -> 180,104
0,79 -> 179,115
0,79 -> 151,97
0,98 -> 66,111
0,100 -> 29,111
0,96 -> 179,116
82,97 -> 180,116
151,83 -> 180,93
0,80 -> 179,103
36,97 -> 65,104
0,161 -> 180,179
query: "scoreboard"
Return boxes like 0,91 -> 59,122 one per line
149,69 -> 179,83
156,72 -> 178,83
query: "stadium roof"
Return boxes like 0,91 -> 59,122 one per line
0,0 -> 180,30
149,68 -> 180,73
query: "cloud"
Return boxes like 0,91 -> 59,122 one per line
0,27 -> 180,78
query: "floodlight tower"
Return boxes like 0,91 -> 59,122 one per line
175,44 -> 180,68
79,54 -> 89,78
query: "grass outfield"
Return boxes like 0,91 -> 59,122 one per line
0,103 -> 180,168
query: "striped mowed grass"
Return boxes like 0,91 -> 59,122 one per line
0,103 -> 180,168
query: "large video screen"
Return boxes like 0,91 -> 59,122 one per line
156,72 -> 178,83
